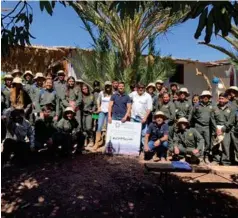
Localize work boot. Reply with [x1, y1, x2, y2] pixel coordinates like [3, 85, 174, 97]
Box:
[92, 132, 103, 151]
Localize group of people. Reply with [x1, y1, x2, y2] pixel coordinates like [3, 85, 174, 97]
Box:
[1, 69, 238, 166]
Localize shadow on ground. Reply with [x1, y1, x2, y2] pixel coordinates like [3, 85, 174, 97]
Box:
[1, 153, 238, 218]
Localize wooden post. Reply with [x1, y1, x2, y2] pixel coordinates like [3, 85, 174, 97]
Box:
[195, 67, 212, 91]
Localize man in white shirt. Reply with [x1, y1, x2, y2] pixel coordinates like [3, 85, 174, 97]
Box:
[130, 83, 153, 151]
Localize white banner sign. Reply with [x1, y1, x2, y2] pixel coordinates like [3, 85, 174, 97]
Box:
[106, 121, 142, 155]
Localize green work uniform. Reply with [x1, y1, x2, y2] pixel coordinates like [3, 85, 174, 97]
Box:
[231, 110, 238, 163]
[157, 101, 176, 147]
[82, 94, 96, 140]
[172, 127, 204, 157]
[189, 101, 216, 155]
[174, 99, 192, 120]
[55, 117, 82, 153]
[53, 80, 67, 117]
[31, 84, 44, 110]
[1, 86, 11, 109]
[23, 79, 33, 98]
[35, 88, 59, 117]
[61, 88, 82, 126]
[213, 103, 236, 164]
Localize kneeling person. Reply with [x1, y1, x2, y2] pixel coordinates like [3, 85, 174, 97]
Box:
[144, 111, 169, 162]
[55, 107, 83, 155]
[172, 117, 204, 164]
[2, 109, 35, 165]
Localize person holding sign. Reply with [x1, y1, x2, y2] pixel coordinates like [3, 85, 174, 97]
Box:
[108, 82, 131, 123]
[130, 83, 153, 150]
[144, 111, 169, 162]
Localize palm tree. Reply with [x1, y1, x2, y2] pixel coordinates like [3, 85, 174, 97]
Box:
[199, 25, 238, 64]
[70, 1, 187, 84]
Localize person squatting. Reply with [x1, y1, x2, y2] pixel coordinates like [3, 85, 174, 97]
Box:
[1, 69, 238, 166]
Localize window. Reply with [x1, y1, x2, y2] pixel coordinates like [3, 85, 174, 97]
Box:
[169, 64, 184, 84]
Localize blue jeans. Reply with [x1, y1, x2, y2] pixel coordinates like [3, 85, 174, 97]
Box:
[97, 112, 108, 132]
[131, 117, 147, 151]
[112, 115, 124, 121]
[148, 140, 169, 158]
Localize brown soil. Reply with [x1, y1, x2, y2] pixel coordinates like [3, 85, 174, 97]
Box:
[1, 154, 238, 218]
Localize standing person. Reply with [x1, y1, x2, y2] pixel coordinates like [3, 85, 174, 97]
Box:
[108, 81, 131, 123]
[112, 79, 119, 93]
[1, 74, 13, 110]
[53, 70, 67, 118]
[131, 83, 152, 149]
[144, 111, 169, 162]
[146, 83, 157, 121]
[171, 117, 204, 164]
[231, 110, 238, 164]
[212, 93, 236, 165]
[2, 109, 35, 166]
[31, 73, 45, 105]
[157, 92, 176, 148]
[155, 80, 164, 94]
[75, 79, 84, 94]
[6, 77, 32, 119]
[192, 94, 200, 106]
[11, 69, 23, 78]
[174, 88, 192, 120]
[169, 82, 179, 100]
[22, 70, 34, 96]
[189, 90, 216, 162]
[35, 78, 59, 122]
[225, 86, 238, 109]
[92, 80, 101, 101]
[92, 81, 113, 151]
[61, 76, 82, 125]
[82, 84, 96, 147]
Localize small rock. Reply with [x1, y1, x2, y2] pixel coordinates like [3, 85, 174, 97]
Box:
[77, 195, 84, 199]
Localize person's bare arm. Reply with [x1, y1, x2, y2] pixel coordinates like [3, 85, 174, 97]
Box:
[154, 134, 168, 146]
[144, 134, 150, 152]
[122, 103, 131, 122]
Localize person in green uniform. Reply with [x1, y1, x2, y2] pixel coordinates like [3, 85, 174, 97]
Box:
[92, 80, 101, 102]
[171, 117, 204, 164]
[157, 92, 176, 148]
[53, 70, 67, 118]
[22, 71, 34, 97]
[226, 86, 238, 109]
[82, 84, 96, 147]
[75, 79, 84, 95]
[35, 78, 59, 122]
[11, 69, 23, 78]
[174, 88, 192, 120]
[34, 103, 57, 151]
[55, 107, 83, 155]
[61, 76, 82, 127]
[212, 93, 236, 165]
[231, 110, 238, 164]
[192, 94, 200, 106]
[189, 90, 216, 162]
[31, 73, 45, 110]
[1, 74, 13, 111]
[169, 82, 179, 99]
[155, 80, 164, 94]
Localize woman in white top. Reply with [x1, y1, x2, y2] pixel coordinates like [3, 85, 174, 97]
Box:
[92, 81, 113, 151]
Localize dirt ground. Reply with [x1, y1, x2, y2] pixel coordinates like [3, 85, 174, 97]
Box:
[1, 153, 238, 218]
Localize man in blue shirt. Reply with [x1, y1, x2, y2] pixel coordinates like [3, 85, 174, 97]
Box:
[108, 82, 131, 123]
[144, 111, 169, 162]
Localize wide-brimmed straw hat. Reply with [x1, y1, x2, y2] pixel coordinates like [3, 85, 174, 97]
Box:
[3, 74, 13, 80]
[12, 77, 23, 85]
[23, 70, 34, 78]
[226, 86, 238, 93]
[105, 81, 112, 86]
[146, 83, 156, 90]
[179, 87, 190, 96]
[64, 107, 75, 115]
[200, 90, 212, 97]
[154, 111, 167, 119]
[57, 70, 65, 75]
[177, 117, 189, 124]
[11, 69, 23, 76]
[76, 79, 84, 83]
[34, 72, 45, 80]
[155, 79, 164, 84]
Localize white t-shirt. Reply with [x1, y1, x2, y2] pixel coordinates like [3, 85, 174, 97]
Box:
[131, 92, 153, 119]
[98, 91, 111, 113]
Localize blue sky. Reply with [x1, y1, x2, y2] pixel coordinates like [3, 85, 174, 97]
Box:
[2, 1, 232, 62]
